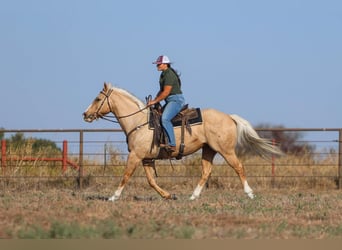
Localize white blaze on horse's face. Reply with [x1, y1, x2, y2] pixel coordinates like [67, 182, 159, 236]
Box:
[83, 83, 112, 122]
[83, 103, 97, 122]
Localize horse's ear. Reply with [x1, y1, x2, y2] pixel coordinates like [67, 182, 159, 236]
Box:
[103, 82, 112, 91]
[103, 82, 109, 91]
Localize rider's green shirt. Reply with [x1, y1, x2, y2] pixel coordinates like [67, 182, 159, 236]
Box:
[159, 68, 182, 95]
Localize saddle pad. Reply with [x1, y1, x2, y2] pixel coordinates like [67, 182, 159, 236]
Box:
[148, 108, 202, 129]
[172, 108, 202, 127]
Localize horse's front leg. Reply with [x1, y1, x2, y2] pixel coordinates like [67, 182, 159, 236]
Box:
[143, 163, 175, 200]
[108, 152, 141, 202]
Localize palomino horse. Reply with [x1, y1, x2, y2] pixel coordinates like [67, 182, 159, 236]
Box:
[83, 82, 282, 201]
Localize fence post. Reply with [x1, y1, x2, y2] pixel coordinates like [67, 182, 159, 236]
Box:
[79, 131, 84, 189]
[271, 139, 275, 188]
[104, 143, 107, 175]
[1, 140, 6, 175]
[62, 140, 67, 173]
[339, 130, 342, 189]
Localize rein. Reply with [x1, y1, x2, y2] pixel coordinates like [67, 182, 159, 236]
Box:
[97, 90, 149, 123]
[96, 89, 151, 139]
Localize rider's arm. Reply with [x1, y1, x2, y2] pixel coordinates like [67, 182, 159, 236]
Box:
[148, 85, 172, 106]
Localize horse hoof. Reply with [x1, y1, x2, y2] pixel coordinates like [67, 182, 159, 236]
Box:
[108, 195, 119, 202]
[168, 194, 177, 200]
[247, 192, 255, 199]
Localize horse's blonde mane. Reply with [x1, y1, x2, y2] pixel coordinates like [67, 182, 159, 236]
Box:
[111, 85, 146, 110]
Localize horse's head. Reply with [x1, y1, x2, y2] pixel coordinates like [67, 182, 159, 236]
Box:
[83, 82, 113, 122]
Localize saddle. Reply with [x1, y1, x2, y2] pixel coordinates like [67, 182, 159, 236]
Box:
[147, 103, 202, 160]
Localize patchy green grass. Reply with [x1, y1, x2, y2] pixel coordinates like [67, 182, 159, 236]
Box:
[1, 188, 342, 239]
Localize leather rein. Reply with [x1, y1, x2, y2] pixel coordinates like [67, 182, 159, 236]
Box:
[95, 89, 150, 138]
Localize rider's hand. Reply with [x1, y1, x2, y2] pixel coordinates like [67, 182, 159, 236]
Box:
[147, 100, 156, 107]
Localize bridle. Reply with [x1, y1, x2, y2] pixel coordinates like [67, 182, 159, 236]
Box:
[94, 88, 150, 139]
[92, 89, 115, 122]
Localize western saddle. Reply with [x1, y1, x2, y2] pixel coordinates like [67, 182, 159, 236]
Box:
[147, 103, 202, 160]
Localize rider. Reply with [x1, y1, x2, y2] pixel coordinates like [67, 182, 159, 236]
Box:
[147, 55, 185, 152]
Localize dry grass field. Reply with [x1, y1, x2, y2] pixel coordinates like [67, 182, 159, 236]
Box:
[1, 146, 342, 239]
[1, 174, 342, 239]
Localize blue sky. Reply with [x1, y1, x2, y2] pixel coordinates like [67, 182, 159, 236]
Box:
[1, 0, 341, 132]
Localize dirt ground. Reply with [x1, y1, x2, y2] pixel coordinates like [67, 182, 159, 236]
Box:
[1, 184, 342, 239]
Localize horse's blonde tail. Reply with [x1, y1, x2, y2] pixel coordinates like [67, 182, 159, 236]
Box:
[230, 114, 283, 158]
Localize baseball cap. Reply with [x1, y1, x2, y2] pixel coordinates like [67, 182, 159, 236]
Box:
[152, 55, 171, 64]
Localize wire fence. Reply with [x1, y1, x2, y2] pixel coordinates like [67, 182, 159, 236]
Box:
[0, 128, 341, 191]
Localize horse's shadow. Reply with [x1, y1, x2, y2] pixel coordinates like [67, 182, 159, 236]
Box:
[83, 194, 176, 201]
[85, 194, 109, 201]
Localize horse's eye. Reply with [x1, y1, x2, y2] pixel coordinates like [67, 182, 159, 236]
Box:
[95, 97, 101, 102]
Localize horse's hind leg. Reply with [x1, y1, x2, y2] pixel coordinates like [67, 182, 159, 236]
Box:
[143, 164, 174, 199]
[190, 144, 216, 200]
[222, 152, 255, 199]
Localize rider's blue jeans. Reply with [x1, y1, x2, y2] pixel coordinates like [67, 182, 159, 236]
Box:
[162, 94, 185, 147]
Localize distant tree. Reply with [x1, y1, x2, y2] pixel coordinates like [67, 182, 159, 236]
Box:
[32, 139, 60, 152]
[32, 138, 61, 155]
[6, 132, 61, 155]
[9, 132, 26, 149]
[0, 128, 4, 140]
[255, 123, 315, 155]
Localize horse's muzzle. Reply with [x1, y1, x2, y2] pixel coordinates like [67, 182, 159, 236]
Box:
[83, 112, 96, 122]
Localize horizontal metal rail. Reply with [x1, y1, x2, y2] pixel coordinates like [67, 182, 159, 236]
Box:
[1, 128, 341, 189]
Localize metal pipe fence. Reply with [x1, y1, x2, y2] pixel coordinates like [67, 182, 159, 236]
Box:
[0, 128, 341, 190]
